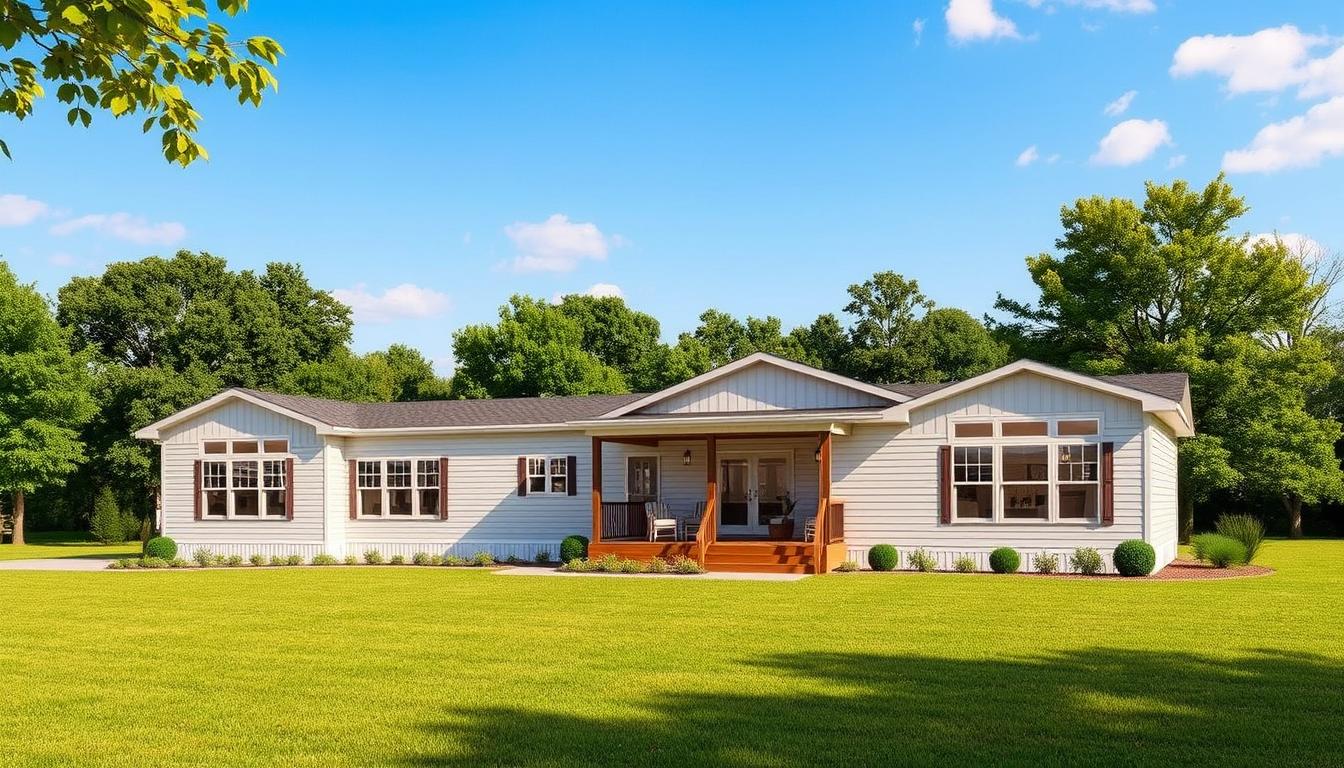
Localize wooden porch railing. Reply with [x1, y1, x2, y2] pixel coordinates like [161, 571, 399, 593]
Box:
[600, 501, 647, 540]
[812, 496, 829, 572]
[695, 497, 716, 564]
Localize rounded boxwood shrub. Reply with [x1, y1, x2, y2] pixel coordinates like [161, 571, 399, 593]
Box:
[1113, 539, 1156, 577]
[144, 536, 177, 560]
[867, 544, 899, 572]
[989, 547, 1020, 574]
[560, 535, 589, 563]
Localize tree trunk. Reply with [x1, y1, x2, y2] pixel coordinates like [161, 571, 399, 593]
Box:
[1178, 490, 1194, 545]
[1283, 493, 1304, 539]
[12, 490, 24, 546]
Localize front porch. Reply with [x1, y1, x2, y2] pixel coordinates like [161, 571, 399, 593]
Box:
[587, 432, 847, 573]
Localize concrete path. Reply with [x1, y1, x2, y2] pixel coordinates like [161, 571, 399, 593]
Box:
[0, 558, 116, 571]
[493, 566, 809, 582]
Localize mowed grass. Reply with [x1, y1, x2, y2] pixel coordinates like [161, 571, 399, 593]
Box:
[0, 531, 140, 561]
[2, 542, 1341, 767]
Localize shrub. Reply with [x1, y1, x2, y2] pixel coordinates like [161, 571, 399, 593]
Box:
[139, 556, 169, 569]
[411, 552, 432, 566]
[671, 555, 704, 574]
[144, 536, 177, 560]
[989, 547, 1020, 574]
[444, 554, 468, 566]
[1033, 552, 1059, 574]
[560, 535, 589, 563]
[952, 555, 976, 573]
[646, 557, 669, 574]
[285, 554, 303, 566]
[192, 548, 215, 567]
[311, 553, 338, 566]
[363, 549, 384, 565]
[429, 555, 443, 566]
[224, 555, 244, 567]
[471, 551, 495, 567]
[535, 549, 552, 564]
[389, 554, 406, 566]
[505, 554, 522, 565]
[90, 487, 124, 544]
[120, 511, 142, 544]
[169, 557, 189, 568]
[592, 553, 622, 572]
[867, 544, 899, 572]
[1069, 547, 1104, 576]
[1215, 514, 1266, 564]
[1194, 533, 1247, 568]
[109, 558, 135, 570]
[343, 555, 358, 566]
[907, 548, 937, 572]
[562, 558, 597, 572]
[619, 558, 645, 573]
[249, 553, 268, 567]
[269, 555, 287, 566]
[1113, 540, 1156, 577]
[833, 560, 860, 572]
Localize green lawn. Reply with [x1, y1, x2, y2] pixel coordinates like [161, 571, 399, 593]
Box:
[2, 541, 1341, 767]
[0, 531, 140, 561]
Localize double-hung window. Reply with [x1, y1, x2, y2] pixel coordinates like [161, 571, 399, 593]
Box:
[952, 446, 993, 520]
[356, 459, 443, 518]
[1057, 444, 1099, 520]
[200, 438, 289, 519]
[526, 456, 568, 494]
[947, 417, 1102, 524]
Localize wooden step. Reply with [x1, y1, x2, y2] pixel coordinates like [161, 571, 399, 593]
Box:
[708, 543, 811, 555]
[701, 561, 815, 574]
[704, 551, 814, 564]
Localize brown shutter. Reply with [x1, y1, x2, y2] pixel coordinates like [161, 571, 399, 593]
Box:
[1101, 442, 1115, 525]
[938, 445, 952, 524]
[193, 460, 203, 520]
[284, 458, 295, 521]
[517, 457, 527, 496]
[439, 457, 449, 520]
[348, 459, 358, 519]
[566, 455, 578, 496]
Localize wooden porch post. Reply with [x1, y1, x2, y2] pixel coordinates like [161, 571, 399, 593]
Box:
[591, 436, 603, 544]
[815, 431, 832, 573]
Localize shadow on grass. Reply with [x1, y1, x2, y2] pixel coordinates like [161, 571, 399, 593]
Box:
[406, 648, 1342, 767]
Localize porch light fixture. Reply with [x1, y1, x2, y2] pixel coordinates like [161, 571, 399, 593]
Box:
[682, 449, 692, 466]
[814, 443, 823, 463]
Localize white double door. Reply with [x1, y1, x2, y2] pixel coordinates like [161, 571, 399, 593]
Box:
[717, 452, 793, 536]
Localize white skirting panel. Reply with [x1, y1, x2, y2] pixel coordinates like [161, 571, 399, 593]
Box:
[842, 545, 1140, 575]
[177, 542, 327, 560]
[347, 541, 559, 561]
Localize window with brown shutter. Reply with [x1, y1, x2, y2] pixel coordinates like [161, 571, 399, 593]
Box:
[1101, 441, 1115, 525]
[566, 455, 577, 496]
[284, 458, 295, 521]
[517, 457, 527, 496]
[193, 459, 202, 520]
[938, 445, 952, 524]
[348, 459, 358, 520]
[439, 457, 449, 519]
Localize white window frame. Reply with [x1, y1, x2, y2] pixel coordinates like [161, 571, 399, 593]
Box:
[946, 414, 1104, 525]
[355, 458, 444, 519]
[951, 445, 995, 522]
[197, 436, 291, 520]
[525, 455, 569, 496]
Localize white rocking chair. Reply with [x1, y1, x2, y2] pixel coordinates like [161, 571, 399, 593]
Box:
[802, 516, 817, 543]
[645, 502, 678, 542]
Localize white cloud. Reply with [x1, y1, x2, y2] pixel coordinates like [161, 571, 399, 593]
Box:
[550, 282, 625, 304]
[1090, 119, 1172, 166]
[1171, 25, 1343, 98]
[0, 193, 48, 226]
[1015, 145, 1040, 166]
[50, 212, 186, 245]
[1223, 96, 1344, 173]
[913, 18, 926, 46]
[48, 252, 75, 266]
[946, 0, 1021, 43]
[331, 283, 451, 324]
[1250, 232, 1326, 257]
[505, 213, 614, 272]
[1027, 0, 1154, 11]
[1104, 89, 1137, 116]
[1167, 154, 1187, 169]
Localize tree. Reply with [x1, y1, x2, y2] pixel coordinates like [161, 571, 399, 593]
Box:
[919, 308, 1009, 381]
[0, 261, 96, 545]
[844, 271, 934, 383]
[0, 0, 282, 165]
[554, 295, 663, 377]
[786, 314, 853, 373]
[89, 486, 122, 544]
[279, 345, 451, 403]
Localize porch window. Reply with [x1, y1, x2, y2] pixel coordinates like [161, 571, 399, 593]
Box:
[356, 458, 444, 517]
[952, 446, 993, 520]
[526, 456, 568, 495]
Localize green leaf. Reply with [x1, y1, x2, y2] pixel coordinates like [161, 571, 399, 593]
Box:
[57, 83, 78, 103]
[78, 108, 91, 127]
[0, 21, 21, 49]
[0, 138, 10, 160]
[60, 6, 89, 25]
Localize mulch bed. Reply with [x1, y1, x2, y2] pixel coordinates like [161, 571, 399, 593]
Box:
[1149, 559, 1274, 580]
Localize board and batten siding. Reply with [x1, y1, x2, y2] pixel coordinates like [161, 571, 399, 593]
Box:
[833, 371, 1174, 573]
[158, 399, 325, 558]
[340, 432, 591, 560]
[637, 362, 892, 414]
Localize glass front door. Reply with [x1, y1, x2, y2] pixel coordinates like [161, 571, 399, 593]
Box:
[719, 459, 750, 527]
[718, 453, 793, 536]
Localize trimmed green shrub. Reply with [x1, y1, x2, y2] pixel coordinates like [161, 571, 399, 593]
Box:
[389, 554, 406, 566]
[192, 548, 215, 567]
[343, 555, 358, 566]
[139, 556, 169, 569]
[363, 549, 384, 565]
[1033, 552, 1059, 574]
[90, 487, 124, 544]
[952, 555, 976, 573]
[169, 557, 190, 568]
[560, 535, 589, 563]
[989, 547, 1020, 574]
[833, 560, 860, 572]
[471, 551, 495, 567]
[285, 554, 303, 566]
[444, 554, 468, 566]
[646, 557, 669, 574]
[269, 555, 286, 566]
[411, 552, 432, 566]
[1069, 547, 1104, 576]
[868, 544, 899, 572]
[1215, 514, 1265, 564]
[1193, 533, 1247, 568]
[249, 553, 267, 567]
[562, 558, 597, 572]
[224, 554, 244, 567]
[108, 559, 134, 570]
[311, 553, 338, 566]
[144, 536, 177, 560]
[1190, 532, 1221, 562]
[1113, 540, 1156, 577]
[671, 555, 704, 574]
[907, 548, 937, 572]
[535, 550, 552, 564]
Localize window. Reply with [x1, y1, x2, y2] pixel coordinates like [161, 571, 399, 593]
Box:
[1001, 420, 1048, 437]
[627, 457, 659, 503]
[1057, 444, 1099, 520]
[549, 457, 568, 494]
[201, 456, 287, 519]
[954, 422, 993, 438]
[357, 459, 444, 518]
[232, 461, 260, 516]
[263, 460, 287, 519]
[1057, 419, 1099, 436]
[952, 446, 993, 520]
[1001, 446, 1048, 520]
[203, 441, 228, 455]
[203, 461, 228, 517]
[232, 440, 259, 455]
[526, 456, 568, 495]
[263, 439, 289, 453]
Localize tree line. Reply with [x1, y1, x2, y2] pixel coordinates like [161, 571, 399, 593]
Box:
[1, 175, 1340, 542]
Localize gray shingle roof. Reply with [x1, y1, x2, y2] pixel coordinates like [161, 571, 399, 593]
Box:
[881, 372, 1188, 403]
[240, 389, 645, 429]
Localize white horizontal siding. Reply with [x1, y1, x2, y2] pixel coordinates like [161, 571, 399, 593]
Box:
[640, 362, 891, 414]
[1147, 414, 1180, 567]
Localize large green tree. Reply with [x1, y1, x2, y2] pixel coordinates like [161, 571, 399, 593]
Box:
[0, 0, 282, 164]
[0, 261, 96, 544]
[278, 345, 450, 403]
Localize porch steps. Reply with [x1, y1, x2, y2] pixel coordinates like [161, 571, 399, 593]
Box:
[704, 542, 815, 574]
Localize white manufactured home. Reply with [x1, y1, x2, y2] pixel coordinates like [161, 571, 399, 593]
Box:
[136, 353, 1191, 574]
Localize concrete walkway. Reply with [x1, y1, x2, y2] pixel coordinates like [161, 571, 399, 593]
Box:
[493, 566, 809, 582]
[0, 558, 116, 571]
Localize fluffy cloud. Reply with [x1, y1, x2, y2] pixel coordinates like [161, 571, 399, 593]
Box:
[50, 212, 186, 245]
[0, 193, 48, 226]
[1171, 25, 1343, 98]
[505, 213, 614, 272]
[1015, 145, 1040, 166]
[1222, 96, 1344, 173]
[1104, 90, 1137, 116]
[331, 283, 451, 324]
[1249, 232, 1326, 257]
[1090, 119, 1172, 166]
[946, 0, 1020, 43]
[1025, 0, 1154, 10]
[551, 282, 625, 304]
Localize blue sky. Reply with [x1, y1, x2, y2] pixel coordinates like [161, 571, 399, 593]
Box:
[4, 0, 1344, 374]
